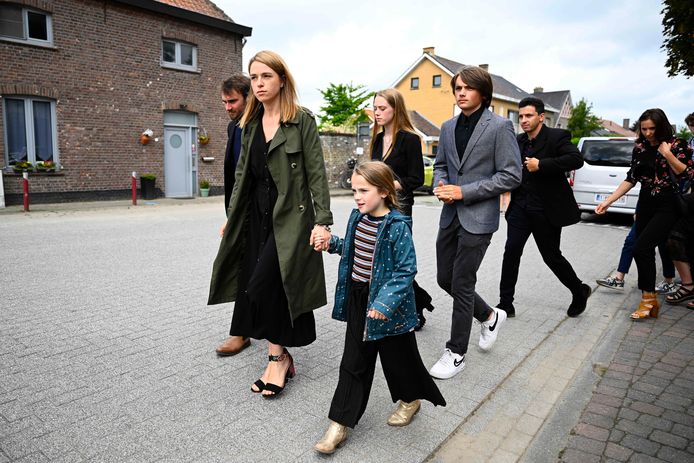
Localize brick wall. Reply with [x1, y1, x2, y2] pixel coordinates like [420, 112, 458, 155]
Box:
[0, 0, 244, 204]
[320, 132, 371, 189]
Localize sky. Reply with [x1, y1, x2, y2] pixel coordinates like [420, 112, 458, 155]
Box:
[215, 0, 692, 130]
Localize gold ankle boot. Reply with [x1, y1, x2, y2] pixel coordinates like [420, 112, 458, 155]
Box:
[387, 400, 421, 427]
[314, 420, 348, 454]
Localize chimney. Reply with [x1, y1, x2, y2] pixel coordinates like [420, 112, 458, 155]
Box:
[533, 86, 544, 94]
[622, 118, 630, 129]
[423, 46, 435, 55]
[479, 64, 489, 71]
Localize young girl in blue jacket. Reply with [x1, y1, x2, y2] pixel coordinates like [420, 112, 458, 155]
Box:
[312, 161, 445, 455]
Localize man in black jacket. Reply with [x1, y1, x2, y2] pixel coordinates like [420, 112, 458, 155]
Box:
[216, 74, 250, 356]
[497, 97, 590, 319]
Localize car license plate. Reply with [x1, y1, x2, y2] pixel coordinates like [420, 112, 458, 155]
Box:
[595, 194, 626, 205]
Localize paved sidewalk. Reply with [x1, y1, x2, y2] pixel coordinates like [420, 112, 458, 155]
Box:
[558, 302, 694, 463]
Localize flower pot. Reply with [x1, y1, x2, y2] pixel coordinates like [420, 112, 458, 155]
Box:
[140, 177, 156, 199]
[200, 188, 210, 197]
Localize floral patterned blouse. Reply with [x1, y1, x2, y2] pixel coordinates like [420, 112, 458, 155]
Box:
[625, 137, 694, 195]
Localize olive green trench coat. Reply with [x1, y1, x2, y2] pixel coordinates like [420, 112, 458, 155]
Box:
[207, 109, 333, 321]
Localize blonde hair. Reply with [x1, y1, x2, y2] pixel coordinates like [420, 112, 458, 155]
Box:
[353, 161, 400, 210]
[369, 88, 418, 161]
[239, 50, 300, 127]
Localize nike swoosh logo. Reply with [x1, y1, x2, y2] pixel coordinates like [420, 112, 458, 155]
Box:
[454, 357, 464, 367]
[489, 313, 498, 332]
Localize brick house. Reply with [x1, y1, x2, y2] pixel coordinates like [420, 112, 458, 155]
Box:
[0, 0, 251, 205]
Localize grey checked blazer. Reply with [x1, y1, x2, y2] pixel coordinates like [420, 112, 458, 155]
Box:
[433, 108, 522, 234]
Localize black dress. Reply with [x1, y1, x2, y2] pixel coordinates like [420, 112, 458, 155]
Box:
[229, 125, 316, 347]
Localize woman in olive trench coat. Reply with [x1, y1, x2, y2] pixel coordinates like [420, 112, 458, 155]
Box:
[208, 51, 333, 398]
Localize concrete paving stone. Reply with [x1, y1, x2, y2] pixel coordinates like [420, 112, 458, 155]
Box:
[651, 362, 683, 375]
[12, 453, 50, 463]
[662, 409, 694, 427]
[525, 398, 554, 419]
[632, 381, 666, 395]
[649, 430, 688, 450]
[580, 411, 615, 430]
[559, 447, 601, 463]
[615, 419, 652, 438]
[618, 407, 640, 421]
[566, 435, 607, 456]
[656, 445, 694, 463]
[586, 402, 619, 418]
[636, 413, 673, 432]
[628, 454, 669, 463]
[640, 374, 675, 390]
[671, 422, 694, 440]
[611, 363, 635, 374]
[604, 370, 633, 382]
[664, 383, 694, 398]
[604, 442, 633, 462]
[573, 423, 610, 442]
[620, 434, 661, 456]
[630, 401, 665, 417]
[591, 393, 624, 408]
[627, 388, 658, 404]
[499, 429, 533, 455]
[596, 384, 628, 399]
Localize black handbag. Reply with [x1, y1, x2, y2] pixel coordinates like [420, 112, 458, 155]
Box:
[666, 165, 692, 216]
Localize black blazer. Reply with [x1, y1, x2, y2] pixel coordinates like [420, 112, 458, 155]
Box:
[509, 125, 584, 227]
[372, 130, 424, 206]
[224, 121, 242, 214]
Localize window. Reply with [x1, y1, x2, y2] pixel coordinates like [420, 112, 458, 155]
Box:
[161, 39, 198, 71]
[508, 109, 519, 132]
[410, 77, 419, 90]
[0, 4, 52, 45]
[432, 75, 441, 88]
[3, 97, 58, 167]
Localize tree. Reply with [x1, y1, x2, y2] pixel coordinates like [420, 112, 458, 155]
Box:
[318, 83, 374, 130]
[676, 125, 692, 140]
[661, 0, 694, 78]
[567, 98, 602, 140]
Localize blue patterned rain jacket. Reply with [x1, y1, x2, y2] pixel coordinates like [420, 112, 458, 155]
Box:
[328, 208, 418, 341]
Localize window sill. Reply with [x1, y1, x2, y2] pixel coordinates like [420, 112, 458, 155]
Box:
[160, 63, 201, 74]
[0, 37, 56, 49]
[4, 170, 64, 177]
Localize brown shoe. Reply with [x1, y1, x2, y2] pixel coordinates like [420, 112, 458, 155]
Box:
[215, 336, 250, 356]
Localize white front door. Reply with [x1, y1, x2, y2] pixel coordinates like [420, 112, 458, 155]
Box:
[164, 127, 192, 198]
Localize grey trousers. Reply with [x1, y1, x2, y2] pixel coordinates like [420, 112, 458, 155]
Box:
[436, 219, 494, 355]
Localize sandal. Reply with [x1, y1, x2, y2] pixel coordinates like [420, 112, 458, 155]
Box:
[665, 283, 694, 305]
[631, 292, 660, 319]
[251, 379, 265, 393]
[262, 349, 295, 399]
[687, 301, 694, 310]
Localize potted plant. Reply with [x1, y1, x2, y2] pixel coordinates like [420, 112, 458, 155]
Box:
[13, 161, 33, 173]
[35, 160, 56, 172]
[199, 179, 210, 197]
[198, 128, 209, 145]
[140, 173, 156, 199]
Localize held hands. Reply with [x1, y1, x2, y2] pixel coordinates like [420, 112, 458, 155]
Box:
[433, 181, 463, 205]
[367, 309, 387, 320]
[524, 157, 540, 172]
[310, 225, 331, 252]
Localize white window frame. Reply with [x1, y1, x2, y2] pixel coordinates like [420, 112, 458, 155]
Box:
[2, 96, 59, 167]
[0, 5, 53, 46]
[161, 39, 198, 72]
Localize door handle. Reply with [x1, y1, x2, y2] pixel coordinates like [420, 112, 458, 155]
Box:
[608, 174, 617, 177]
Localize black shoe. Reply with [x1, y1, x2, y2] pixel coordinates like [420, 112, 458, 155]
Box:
[567, 284, 591, 317]
[497, 304, 515, 318]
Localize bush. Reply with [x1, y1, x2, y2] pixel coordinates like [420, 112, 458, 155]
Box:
[199, 179, 210, 189]
[141, 173, 156, 181]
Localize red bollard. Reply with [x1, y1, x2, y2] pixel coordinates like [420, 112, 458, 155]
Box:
[132, 171, 137, 206]
[23, 171, 29, 212]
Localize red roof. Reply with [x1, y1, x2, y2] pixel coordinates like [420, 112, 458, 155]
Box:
[155, 0, 232, 22]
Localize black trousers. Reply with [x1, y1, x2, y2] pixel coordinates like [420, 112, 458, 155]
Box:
[436, 219, 493, 356]
[328, 282, 445, 428]
[633, 192, 679, 292]
[499, 205, 582, 308]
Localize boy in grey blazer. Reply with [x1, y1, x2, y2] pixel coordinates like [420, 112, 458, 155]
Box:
[430, 66, 521, 380]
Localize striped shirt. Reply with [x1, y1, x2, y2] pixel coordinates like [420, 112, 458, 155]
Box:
[351, 214, 384, 282]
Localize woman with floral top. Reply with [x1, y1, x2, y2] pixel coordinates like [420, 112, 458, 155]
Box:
[596, 108, 694, 319]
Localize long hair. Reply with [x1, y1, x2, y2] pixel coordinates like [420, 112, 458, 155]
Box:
[636, 108, 674, 144]
[368, 89, 418, 161]
[353, 161, 400, 210]
[239, 50, 300, 127]
[450, 65, 493, 109]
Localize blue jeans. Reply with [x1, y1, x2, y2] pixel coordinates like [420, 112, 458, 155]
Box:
[617, 222, 675, 278]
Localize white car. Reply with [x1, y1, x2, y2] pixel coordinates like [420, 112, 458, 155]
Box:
[572, 137, 638, 215]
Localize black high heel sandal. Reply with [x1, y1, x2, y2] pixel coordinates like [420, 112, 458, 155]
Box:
[251, 379, 265, 393]
[262, 348, 295, 399]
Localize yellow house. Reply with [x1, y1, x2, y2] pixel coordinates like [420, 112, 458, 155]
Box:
[392, 47, 561, 149]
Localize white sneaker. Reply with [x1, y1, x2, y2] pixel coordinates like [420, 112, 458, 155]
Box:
[479, 307, 507, 351]
[655, 280, 677, 295]
[429, 349, 465, 379]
